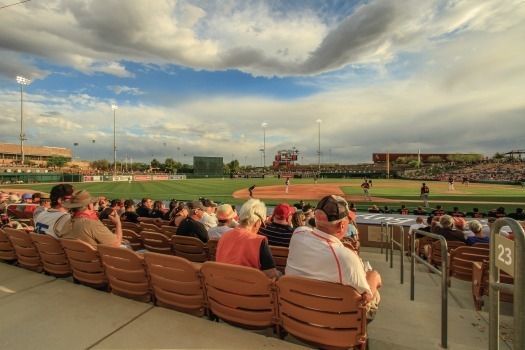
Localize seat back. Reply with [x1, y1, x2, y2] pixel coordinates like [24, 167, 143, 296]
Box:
[97, 245, 152, 303]
[160, 225, 178, 238]
[140, 222, 162, 232]
[60, 238, 107, 288]
[121, 229, 143, 251]
[206, 239, 219, 261]
[472, 260, 514, 311]
[450, 246, 489, 281]
[121, 221, 143, 233]
[144, 252, 205, 316]
[171, 236, 208, 262]
[0, 227, 17, 262]
[4, 228, 43, 272]
[276, 275, 367, 349]
[141, 231, 172, 254]
[472, 243, 489, 249]
[200, 261, 277, 330]
[430, 240, 465, 266]
[269, 245, 289, 274]
[29, 233, 71, 277]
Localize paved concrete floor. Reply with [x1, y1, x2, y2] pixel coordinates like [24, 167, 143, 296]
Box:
[0, 248, 515, 349]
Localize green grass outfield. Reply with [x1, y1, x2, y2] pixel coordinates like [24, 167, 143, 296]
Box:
[2, 178, 524, 213]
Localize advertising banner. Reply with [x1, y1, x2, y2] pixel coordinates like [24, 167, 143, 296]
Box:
[169, 175, 186, 180]
[83, 176, 103, 182]
[152, 175, 169, 180]
[112, 176, 130, 182]
[134, 175, 152, 181]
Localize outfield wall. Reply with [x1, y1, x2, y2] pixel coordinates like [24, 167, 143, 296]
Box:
[83, 174, 187, 182]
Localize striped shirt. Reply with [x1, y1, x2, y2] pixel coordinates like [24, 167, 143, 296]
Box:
[258, 222, 294, 247]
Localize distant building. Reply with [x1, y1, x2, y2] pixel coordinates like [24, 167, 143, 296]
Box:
[0, 142, 71, 165]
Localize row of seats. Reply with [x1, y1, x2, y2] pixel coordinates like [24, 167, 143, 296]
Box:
[0, 227, 367, 349]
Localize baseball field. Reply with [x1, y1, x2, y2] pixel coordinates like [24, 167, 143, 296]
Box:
[1, 177, 524, 213]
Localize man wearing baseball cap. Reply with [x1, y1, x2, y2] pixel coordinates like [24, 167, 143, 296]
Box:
[33, 184, 75, 240]
[176, 200, 209, 243]
[286, 195, 382, 320]
[61, 189, 123, 247]
[258, 203, 295, 247]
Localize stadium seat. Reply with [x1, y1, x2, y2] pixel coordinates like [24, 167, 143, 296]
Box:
[29, 233, 71, 277]
[0, 227, 17, 263]
[121, 229, 143, 251]
[206, 239, 219, 261]
[160, 225, 178, 238]
[450, 246, 489, 281]
[428, 240, 465, 268]
[171, 236, 208, 263]
[276, 275, 367, 349]
[472, 260, 513, 311]
[140, 222, 162, 233]
[97, 244, 152, 303]
[121, 221, 143, 233]
[141, 231, 172, 255]
[60, 238, 107, 289]
[143, 252, 206, 316]
[269, 245, 289, 274]
[5, 228, 43, 272]
[200, 261, 278, 332]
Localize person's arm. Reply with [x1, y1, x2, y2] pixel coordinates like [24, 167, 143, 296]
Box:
[259, 240, 279, 279]
[108, 211, 123, 246]
[194, 221, 209, 243]
[365, 270, 382, 302]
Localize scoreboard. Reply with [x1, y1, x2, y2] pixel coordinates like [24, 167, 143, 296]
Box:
[273, 149, 299, 167]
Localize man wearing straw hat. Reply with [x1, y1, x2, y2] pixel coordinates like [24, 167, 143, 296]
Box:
[61, 189, 123, 247]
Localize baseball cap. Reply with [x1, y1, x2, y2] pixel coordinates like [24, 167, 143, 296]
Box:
[188, 200, 206, 211]
[454, 217, 467, 229]
[202, 198, 217, 207]
[50, 184, 75, 202]
[21, 193, 33, 200]
[124, 199, 135, 208]
[315, 195, 350, 222]
[273, 203, 294, 219]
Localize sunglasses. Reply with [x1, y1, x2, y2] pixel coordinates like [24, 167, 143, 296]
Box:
[255, 213, 266, 228]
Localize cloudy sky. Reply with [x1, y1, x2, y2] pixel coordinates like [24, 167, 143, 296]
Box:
[0, 0, 523, 166]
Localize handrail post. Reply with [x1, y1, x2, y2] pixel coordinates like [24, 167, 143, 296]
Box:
[386, 223, 390, 262]
[410, 229, 449, 348]
[441, 239, 448, 349]
[390, 224, 394, 268]
[380, 222, 385, 254]
[410, 230, 415, 300]
[388, 224, 405, 284]
[489, 218, 525, 350]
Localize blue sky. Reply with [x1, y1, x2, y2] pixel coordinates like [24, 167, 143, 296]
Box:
[0, 0, 524, 166]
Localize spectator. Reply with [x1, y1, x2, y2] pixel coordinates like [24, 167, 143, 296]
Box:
[466, 220, 489, 245]
[33, 184, 74, 239]
[409, 217, 426, 237]
[24, 192, 41, 214]
[97, 196, 108, 213]
[150, 200, 168, 220]
[208, 204, 237, 240]
[169, 203, 188, 227]
[381, 206, 392, 214]
[33, 194, 51, 220]
[17, 192, 33, 211]
[99, 199, 122, 221]
[120, 199, 140, 223]
[216, 198, 279, 279]
[258, 203, 295, 247]
[286, 195, 381, 321]
[177, 200, 209, 243]
[136, 198, 153, 217]
[61, 190, 124, 247]
[291, 211, 306, 229]
[448, 206, 465, 217]
[199, 198, 218, 230]
[432, 215, 465, 242]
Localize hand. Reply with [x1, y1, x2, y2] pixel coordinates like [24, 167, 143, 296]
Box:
[108, 210, 121, 225]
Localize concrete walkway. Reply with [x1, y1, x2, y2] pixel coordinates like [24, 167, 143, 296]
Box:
[0, 248, 514, 349]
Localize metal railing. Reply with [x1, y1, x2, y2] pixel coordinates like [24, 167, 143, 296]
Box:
[410, 229, 449, 348]
[380, 222, 389, 261]
[388, 224, 405, 284]
[489, 218, 525, 350]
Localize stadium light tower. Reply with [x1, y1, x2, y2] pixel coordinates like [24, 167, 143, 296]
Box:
[16, 76, 31, 164]
[261, 122, 267, 168]
[111, 105, 118, 173]
[316, 119, 322, 171]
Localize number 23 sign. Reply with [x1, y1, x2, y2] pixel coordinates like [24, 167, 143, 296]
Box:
[495, 234, 515, 277]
